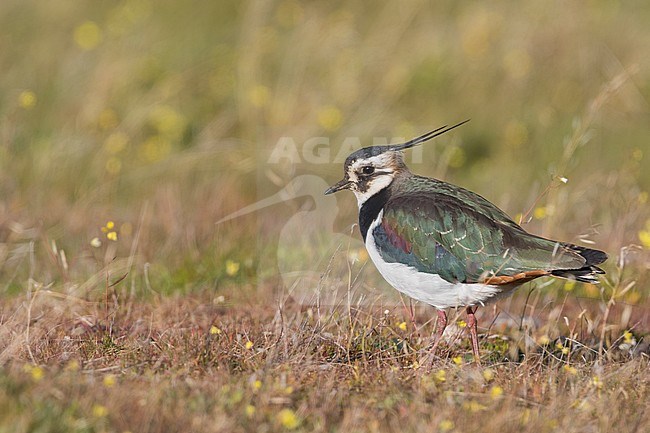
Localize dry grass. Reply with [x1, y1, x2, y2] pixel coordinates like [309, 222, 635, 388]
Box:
[0, 286, 648, 433]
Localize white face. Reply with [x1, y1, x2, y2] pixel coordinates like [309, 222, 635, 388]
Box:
[346, 153, 398, 207]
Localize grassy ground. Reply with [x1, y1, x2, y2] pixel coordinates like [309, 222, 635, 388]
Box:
[0, 292, 648, 432]
[1, 1, 649, 432]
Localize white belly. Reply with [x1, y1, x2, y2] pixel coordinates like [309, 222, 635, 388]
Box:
[365, 211, 505, 309]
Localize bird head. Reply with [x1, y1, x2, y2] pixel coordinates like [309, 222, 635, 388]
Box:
[325, 120, 469, 206]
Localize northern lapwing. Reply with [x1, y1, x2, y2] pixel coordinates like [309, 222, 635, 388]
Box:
[325, 120, 607, 363]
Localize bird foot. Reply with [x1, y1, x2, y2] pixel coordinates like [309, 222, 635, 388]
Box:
[419, 309, 449, 372]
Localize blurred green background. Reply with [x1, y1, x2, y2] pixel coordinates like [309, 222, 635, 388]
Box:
[1, 0, 648, 297]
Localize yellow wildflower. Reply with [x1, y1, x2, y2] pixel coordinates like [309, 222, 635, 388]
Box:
[101, 221, 116, 239]
[92, 404, 108, 417]
[65, 360, 80, 372]
[210, 326, 221, 335]
[564, 280, 575, 291]
[103, 375, 116, 388]
[591, 376, 603, 389]
[140, 135, 172, 162]
[245, 341, 254, 350]
[18, 90, 37, 109]
[248, 85, 270, 108]
[24, 365, 44, 382]
[317, 105, 342, 131]
[639, 230, 650, 249]
[104, 132, 128, 154]
[563, 365, 577, 375]
[464, 400, 487, 412]
[397, 321, 407, 331]
[448, 146, 466, 168]
[245, 405, 256, 417]
[74, 21, 102, 50]
[149, 105, 186, 140]
[439, 420, 455, 432]
[98, 108, 118, 130]
[357, 248, 369, 262]
[482, 368, 495, 382]
[277, 408, 300, 429]
[452, 356, 463, 366]
[490, 385, 504, 399]
[533, 206, 547, 220]
[434, 369, 446, 382]
[225, 260, 240, 276]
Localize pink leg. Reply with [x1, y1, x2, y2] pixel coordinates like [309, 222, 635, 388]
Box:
[428, 310, 447, 354]
[424, 309, 448, 370]
[466, 306, 482, 364]
[435, 309, 447, 341]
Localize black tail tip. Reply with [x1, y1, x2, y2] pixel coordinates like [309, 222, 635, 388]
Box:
[550, 244, 607, 284]
[567, 244, 608, 266]
[551, 265, 605, 284]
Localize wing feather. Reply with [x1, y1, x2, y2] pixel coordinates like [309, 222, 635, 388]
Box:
[373, 182, 586, 284]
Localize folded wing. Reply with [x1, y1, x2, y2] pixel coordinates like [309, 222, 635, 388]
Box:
[373, 186, 602, 285]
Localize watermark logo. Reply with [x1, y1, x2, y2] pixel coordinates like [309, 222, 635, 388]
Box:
[216, 128, 459, 306]
[217, 174, 395, 306]
[267, 136, 424, 165]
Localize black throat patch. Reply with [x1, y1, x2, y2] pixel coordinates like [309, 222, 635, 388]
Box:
[359, 186, 391, 241]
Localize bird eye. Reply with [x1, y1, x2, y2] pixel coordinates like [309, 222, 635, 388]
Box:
[361, 166, 375, 175]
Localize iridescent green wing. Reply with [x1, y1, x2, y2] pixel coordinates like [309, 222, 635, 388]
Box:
[374, 179, 586, 283]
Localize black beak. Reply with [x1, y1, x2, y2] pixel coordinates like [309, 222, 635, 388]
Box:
[324, 179, 352, 195]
